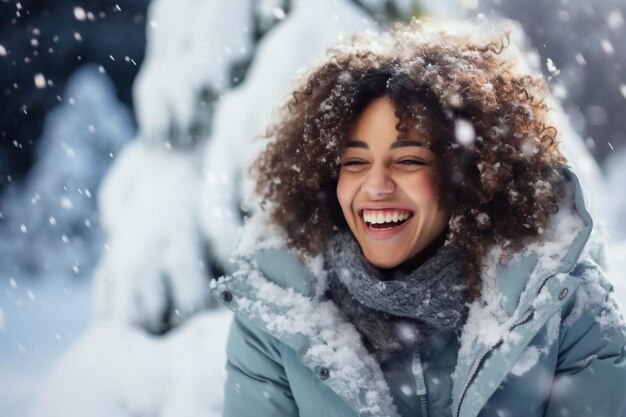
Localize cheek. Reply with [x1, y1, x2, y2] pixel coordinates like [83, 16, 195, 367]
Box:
[336, 176, 349, 212]
[336, 174, 356, 219]
[405, 172, 449, 224]
[407, 172, 440, 202]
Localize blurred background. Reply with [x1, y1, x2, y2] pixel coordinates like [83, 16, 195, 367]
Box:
[0, 0, 625, 416]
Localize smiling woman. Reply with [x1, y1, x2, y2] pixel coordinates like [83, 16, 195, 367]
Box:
[211, 19, 626, 417]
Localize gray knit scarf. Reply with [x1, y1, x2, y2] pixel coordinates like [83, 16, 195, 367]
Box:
[325, 232, 471, 363]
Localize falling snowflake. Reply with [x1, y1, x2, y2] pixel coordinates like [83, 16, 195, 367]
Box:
[34, 73, 46, 88]
[607, 9, 624, 29]
[273, 7, 286, 20]
[454, 119, 475, 146]
[73, 7, 86, 21]
[546, 58, 560, 76]
[601, 39, 615, 56]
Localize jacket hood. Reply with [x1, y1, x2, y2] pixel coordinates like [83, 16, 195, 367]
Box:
[493, 168, 593, 316]
[451, 167, 598, 417]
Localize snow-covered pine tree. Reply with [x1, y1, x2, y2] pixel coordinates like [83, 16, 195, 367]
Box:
[0, 65, 133, 281]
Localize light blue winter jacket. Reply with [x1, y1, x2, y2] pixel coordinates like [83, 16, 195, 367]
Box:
[210, 169, 626, 417]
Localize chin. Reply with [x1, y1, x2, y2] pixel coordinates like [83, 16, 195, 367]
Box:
[362, 251, 403, 270]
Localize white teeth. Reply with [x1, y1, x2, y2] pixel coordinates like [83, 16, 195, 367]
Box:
[362, 211, 411, 224]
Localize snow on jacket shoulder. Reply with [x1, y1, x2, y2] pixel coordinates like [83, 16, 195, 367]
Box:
[210, 168, 626, 417]
[475, 258, 626, 417]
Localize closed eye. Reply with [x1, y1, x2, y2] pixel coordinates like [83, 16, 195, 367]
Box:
[340, 160, 368, 167]
[396, 159, 426, 166]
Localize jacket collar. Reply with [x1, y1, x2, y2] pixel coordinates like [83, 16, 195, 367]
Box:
[210, 253, 401, 417]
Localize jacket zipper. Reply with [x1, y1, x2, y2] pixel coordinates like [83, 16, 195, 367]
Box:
[454, 307, 535, 417]
[412, 350, 429, 417]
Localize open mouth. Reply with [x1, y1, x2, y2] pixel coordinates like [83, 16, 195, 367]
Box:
[359, 209, 414, 231]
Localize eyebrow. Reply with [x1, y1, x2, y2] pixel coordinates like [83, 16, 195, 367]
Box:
[346, 139, 427, 149]
[390, 139, 427, 149]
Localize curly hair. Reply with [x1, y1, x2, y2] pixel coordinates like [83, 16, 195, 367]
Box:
[252, 19, 566, 297]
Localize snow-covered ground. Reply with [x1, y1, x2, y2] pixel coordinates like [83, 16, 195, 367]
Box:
[0, 279, 92, 417]
[0, 277, 231, 417]
[29, 308, 231, 417]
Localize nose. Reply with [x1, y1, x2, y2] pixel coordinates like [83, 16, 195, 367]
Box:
[361, 165, 395, 199]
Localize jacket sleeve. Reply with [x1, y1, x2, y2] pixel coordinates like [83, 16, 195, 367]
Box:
[544, 266, 626, 417]
[222, 316, 300, 417]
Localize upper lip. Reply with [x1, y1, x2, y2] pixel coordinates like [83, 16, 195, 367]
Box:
[357, 206, 414, 214]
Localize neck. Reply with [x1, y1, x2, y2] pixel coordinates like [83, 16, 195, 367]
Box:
[381, 228, 449, 277]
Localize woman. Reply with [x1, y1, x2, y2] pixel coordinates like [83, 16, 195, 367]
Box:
[209, 20, 626, 417]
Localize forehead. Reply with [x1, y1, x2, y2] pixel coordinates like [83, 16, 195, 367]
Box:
[347, 96, 434, 147]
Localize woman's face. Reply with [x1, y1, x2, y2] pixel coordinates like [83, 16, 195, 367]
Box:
[336, 96, 449, 269]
